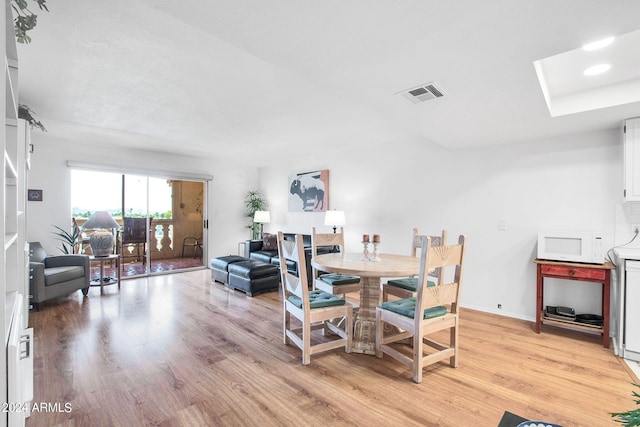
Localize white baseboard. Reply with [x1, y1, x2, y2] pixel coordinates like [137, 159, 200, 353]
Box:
[461, 303, 535, 323]
[624, 358, 640, 381]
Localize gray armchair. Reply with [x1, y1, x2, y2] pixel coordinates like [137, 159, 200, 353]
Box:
[29, 242, 91, 309]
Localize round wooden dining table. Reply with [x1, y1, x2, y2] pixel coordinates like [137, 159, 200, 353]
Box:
[311, 252, 420, 355]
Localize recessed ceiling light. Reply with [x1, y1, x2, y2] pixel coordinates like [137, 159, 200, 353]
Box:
[584, 63, 611, 76]
[582, 36, 615, 51]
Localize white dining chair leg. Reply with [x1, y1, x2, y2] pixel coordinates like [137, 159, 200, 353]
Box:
[302, 317, 311, 365]
[283, 307, 290, 345]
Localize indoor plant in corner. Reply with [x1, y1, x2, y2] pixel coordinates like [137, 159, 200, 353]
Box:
[244, 190, 267, 240]
[612, 383, 640, 426]
[52, 219, 81, 254]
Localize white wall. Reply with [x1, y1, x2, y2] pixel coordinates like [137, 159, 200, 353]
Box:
[27, 119, 631, 323]
[258, 129, 622, 321]
[26, 122, 258, 260]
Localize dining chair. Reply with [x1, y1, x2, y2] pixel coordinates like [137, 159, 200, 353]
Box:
[375, 234, 467, 383]
[277, 231, 353, 365]
[120, 217, 152, 265]
[381, 228, 447, 302]
[311, 227, 361, 298]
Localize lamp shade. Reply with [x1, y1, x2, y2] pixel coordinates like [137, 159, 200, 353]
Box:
[82, 211, 120, 230]
[324, 210, 345, 226]
[82, 211, 120, 257]
[253, 211, 271, 223]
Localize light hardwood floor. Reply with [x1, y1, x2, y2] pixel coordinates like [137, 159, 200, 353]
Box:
[26, 270, 637, 426]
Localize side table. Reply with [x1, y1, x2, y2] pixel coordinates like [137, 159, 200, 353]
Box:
[89, 254, 121, 295]
[535, 259, 613, 348]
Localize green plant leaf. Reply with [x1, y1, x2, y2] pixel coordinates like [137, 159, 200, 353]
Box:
[52, 223, 81, 254]
[12, 0, 49, 44]
[612, 384, 640, 426]
[18, 104, 47, 132]
[35, 0, 48, 11]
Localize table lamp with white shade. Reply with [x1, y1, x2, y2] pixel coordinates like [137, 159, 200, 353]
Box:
[82, 211, 120, 256]
[253, 210, 270, 239]
[324, 210, 345, 233]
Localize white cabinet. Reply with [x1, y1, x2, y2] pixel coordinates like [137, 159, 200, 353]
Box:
[7, 294, 33, 427]
[2, 1, 31, 426]
[623, 117, 640, 201]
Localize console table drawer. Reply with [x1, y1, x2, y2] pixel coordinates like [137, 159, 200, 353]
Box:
[541, 264, 606, 280]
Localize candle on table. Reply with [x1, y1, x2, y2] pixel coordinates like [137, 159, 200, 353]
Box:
[363, 234, 370, 242]
[373, 234, 380, 243]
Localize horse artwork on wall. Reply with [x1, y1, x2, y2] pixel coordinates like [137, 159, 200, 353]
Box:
[288, 170, 329, 212]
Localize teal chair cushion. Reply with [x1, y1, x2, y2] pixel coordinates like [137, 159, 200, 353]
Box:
[386, 277, 435, 291]
[319, 273, 360, 286]
[288, 290, 346, 309]
[380, 297, 447, 319]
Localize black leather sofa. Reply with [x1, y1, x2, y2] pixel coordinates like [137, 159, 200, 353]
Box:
[245, 233, 335, 287]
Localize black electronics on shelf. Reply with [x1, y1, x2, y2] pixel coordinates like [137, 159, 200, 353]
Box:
[575, 314, 604, 326]
[545, 305, 576, 321]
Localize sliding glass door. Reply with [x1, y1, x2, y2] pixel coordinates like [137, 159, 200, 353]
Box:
[71, 169, 206, 278]
[121, 174, 153, 276]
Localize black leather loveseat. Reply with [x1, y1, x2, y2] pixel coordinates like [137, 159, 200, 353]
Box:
[244, 233, 335, 287]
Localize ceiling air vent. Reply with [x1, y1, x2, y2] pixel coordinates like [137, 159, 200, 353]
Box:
[399, 82, 445, 104]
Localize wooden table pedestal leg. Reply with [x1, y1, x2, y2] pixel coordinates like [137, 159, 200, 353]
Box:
[352, 277, 380, 355]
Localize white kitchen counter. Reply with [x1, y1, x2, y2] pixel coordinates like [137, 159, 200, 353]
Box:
[613, 247, 640, 260]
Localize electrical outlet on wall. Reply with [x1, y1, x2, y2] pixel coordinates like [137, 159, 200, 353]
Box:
[632, 224, 640, 235]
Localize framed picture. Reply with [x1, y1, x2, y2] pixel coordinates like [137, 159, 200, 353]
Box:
[288, 170, 329, 212]
[28, 189, 43, 201]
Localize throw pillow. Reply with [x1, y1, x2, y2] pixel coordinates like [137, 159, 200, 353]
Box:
[262, 233, 278, 250]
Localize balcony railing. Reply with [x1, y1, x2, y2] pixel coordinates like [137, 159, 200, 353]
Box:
[149, 219, 174, 258]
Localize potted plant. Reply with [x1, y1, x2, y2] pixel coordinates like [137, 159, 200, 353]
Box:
[52, 219, 81, 254]
[18, 104, 46, 132]
[244, 190, 267, 240]
[12, 0, 49, 44]
[611, 383, 640, 426]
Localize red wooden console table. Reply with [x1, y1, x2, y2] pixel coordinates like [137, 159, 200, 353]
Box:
[535, 259, 614, 348]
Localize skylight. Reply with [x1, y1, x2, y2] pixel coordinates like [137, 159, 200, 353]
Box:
[534, 28, 640, 117]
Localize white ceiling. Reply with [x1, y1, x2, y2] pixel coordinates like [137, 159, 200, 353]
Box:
[16, 1, 640, 165]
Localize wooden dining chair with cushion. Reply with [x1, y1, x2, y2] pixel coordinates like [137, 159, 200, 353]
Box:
[311, 227, 360, 297]
[375, 234, 467, 383]
[382, 228, 447, 302]
[277, 231, 353, 365]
